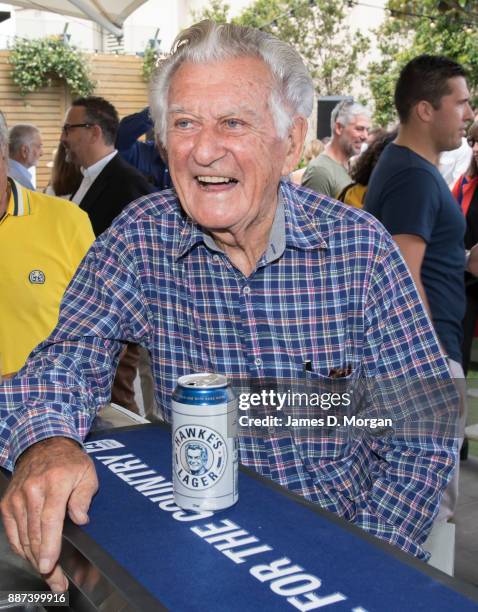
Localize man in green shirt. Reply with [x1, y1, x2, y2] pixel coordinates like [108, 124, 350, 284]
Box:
[302, 100, 370, 198]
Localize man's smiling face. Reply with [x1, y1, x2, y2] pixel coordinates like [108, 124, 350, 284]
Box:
[165, 55, 291, 235]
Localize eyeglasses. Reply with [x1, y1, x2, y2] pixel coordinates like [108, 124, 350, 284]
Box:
[61, 123, 95, 135]
[467, 137, 477, 148]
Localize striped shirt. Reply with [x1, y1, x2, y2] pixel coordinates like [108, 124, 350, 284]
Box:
[0, 180, 458, 559]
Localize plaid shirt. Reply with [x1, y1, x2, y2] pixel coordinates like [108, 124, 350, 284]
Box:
[0, 180, 457, 559]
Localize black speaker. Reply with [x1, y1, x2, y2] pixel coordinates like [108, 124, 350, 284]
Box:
[316, 96, 353, 139]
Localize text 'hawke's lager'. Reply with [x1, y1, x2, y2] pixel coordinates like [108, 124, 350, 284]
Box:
[172, 373, 238, 511]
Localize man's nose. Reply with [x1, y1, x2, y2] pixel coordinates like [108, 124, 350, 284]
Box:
[192, 127, 227, 166]
[465, 103, 474, 122]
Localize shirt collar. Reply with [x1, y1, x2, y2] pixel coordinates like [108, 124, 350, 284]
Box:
[8, 158, 32, 178]
[175, 179, 328, 261]
[8, 159, 35, 190]
[4, 177, 32, 217]
[81, 150, 117, 180]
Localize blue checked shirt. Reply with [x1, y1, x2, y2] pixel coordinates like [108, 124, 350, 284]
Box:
[0, 180, 458, 559]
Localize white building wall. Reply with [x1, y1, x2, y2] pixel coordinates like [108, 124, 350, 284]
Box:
[0, 0, 387, 61]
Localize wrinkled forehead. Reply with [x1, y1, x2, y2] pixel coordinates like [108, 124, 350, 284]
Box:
[167, 56, 276, 111]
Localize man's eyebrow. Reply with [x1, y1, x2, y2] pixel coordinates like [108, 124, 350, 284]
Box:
[168, 104, 262, 120]
[168, 105, 189, 114]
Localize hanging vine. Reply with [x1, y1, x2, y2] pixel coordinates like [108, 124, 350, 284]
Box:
[9, 36, 95, 97]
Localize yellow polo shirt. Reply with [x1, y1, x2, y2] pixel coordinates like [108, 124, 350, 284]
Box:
[0, 179, 95, 375]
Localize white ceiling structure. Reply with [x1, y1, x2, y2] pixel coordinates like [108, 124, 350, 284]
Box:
[6, 0, 149, 37]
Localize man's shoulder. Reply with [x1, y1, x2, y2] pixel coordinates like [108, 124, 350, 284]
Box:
[309, 153, 338, 168]
[108, 189, 183, 238]
[303, 154, 336, 178]
[283, 180, 394, 248]
[366, 145, 441, 209]
[8, 159, 34, 189]
[29, 189, 91, 224]
[102, 153, 156, 191]
[370, 144, 440, 186]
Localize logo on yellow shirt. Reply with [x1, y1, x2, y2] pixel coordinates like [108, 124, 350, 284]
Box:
[28, 270, 45, 284]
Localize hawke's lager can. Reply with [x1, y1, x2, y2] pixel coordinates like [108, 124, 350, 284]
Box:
[172, 373, 238, 511]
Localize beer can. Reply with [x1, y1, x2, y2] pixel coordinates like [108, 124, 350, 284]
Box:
[172, 373, 238, 511]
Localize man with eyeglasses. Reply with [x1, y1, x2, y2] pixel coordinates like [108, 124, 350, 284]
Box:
[60, 96, 155, 236]
[61, 96, 156, 415]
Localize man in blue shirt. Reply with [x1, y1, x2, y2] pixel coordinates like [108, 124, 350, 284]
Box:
[365, 54, 477, 520]
[8, 124, 43, 190]
[0, 26, 459, 592]
[116, 107, 172, 190]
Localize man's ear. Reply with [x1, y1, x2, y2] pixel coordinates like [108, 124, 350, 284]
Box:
[415, 100, 435, 124]
[281, 116, 308, 176]
[19, 144, 29, 162]
[334, 121, 344, 137]
[91, 123, 104, 144]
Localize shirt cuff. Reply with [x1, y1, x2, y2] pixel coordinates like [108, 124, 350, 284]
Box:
[8, 409, 83, 470]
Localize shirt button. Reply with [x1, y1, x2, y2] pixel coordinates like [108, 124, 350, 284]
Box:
[254, 357, 262, 366]
[243, 286, 251, 295]
[213, 254, 220, 262]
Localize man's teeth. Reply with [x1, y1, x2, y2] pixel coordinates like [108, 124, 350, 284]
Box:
[197, 176, 236, 184]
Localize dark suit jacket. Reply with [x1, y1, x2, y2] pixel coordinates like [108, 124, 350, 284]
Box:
[77, 153, 156, 237]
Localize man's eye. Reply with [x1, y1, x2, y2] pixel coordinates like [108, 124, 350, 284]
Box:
[225, 119, 243, 128]
[175, 119, 192, 128]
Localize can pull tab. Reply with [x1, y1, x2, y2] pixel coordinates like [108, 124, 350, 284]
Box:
[187, 374, 222, 387]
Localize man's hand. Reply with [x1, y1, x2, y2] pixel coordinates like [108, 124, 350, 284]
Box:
[0, 437, 98, 592]
[467, 244, 478, 277]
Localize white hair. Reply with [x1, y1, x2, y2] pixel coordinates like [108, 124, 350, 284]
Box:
[0, 111, 8, 156]
[8, 124, 40, 157]
[330, 100, 370, 132]
[149, 20, 314, 145]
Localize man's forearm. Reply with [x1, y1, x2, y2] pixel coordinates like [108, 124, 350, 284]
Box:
[116, 108, 153, 150]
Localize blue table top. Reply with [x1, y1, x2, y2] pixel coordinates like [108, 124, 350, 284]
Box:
[83, 426, 478, 612]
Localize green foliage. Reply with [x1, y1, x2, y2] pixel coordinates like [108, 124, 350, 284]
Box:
[9, 36, 95, 97]
[192, 0, 231, 23]
[193, 0, 370, 97]
[142, 45, 161, 82]
[368, 0, 478, 126]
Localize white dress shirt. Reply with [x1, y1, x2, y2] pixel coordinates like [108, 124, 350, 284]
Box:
[439, 138, 472, 188]
[71, 150, 117, 205]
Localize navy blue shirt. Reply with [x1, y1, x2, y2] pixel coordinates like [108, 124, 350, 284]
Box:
[116, 107, 172, 190]
[365, 143, 466, 362]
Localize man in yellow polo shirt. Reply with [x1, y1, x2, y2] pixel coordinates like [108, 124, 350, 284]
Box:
[0, 112, 95, 376]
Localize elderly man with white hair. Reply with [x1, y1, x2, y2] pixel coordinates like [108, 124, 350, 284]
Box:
[8, 123, 43, 190]
[0, 21, 458, 592]
[302, 99, 370, 197]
